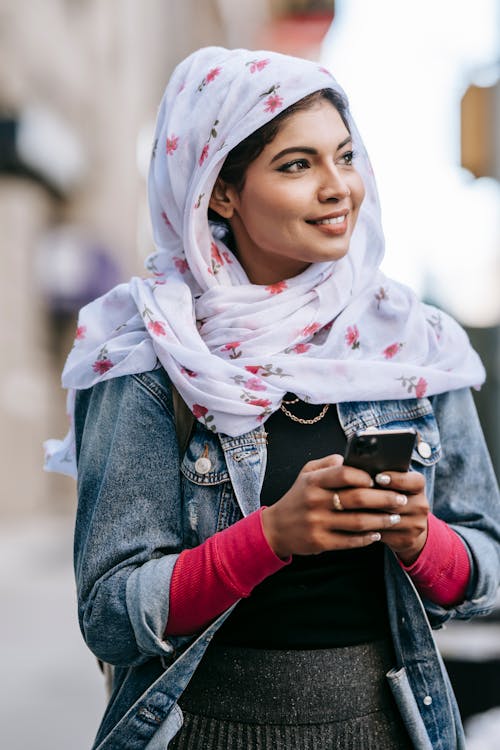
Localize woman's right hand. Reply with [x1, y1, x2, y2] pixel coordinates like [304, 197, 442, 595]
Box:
[261, 454, 406, 558]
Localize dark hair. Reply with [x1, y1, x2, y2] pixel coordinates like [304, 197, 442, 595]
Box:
[216, 88, 349, 195]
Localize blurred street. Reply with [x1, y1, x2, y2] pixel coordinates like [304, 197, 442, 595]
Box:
[0, 514, 104, 750]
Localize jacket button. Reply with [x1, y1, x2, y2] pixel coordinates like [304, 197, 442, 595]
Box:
[195, 456, 212, 474]
[417, 441, 432, 459]
[423, 695, 432, 706]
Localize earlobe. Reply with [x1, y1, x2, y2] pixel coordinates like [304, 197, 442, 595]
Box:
[209, 178, 236, 218]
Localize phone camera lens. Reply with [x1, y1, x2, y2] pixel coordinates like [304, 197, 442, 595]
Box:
[356, 436, 378, 456]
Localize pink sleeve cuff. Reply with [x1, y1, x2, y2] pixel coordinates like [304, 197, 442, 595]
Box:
[400, 513, 471, 607]
[166, 508, 289, 635]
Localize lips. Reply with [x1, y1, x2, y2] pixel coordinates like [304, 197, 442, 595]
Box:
[306, 211, 349, 225]
[306, 211, 349, 236]
[309, 215, 347, 226]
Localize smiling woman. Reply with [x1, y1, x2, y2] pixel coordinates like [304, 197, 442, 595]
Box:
[45, 46, 500, 750]
[209, 96, 365, 283]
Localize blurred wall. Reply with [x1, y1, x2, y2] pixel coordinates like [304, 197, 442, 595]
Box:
[0, 0, 272, 517]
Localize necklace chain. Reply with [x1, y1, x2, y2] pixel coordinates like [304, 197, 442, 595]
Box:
[279, 401, 330, 425]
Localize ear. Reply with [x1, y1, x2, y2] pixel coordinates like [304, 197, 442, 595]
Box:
[209, 177, 238, 219]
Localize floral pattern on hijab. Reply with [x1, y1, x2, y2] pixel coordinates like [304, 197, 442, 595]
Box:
[45, 46, 484, 476]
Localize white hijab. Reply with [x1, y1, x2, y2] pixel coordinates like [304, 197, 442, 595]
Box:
[45, 46, 484, 476]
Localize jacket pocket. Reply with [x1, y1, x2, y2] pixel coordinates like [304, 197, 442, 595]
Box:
[386, 667, 433, 749]
[180, 427, 240, 541]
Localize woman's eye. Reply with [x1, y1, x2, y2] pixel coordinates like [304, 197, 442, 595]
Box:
[277, 158, 310, 173]
[340, 150, 355, 166]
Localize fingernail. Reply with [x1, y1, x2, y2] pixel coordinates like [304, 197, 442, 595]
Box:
[370, 532, 381, 541]
[389, 514, 401, 525]
[395, 494, 407, 506]
[375, 473, 391, 486]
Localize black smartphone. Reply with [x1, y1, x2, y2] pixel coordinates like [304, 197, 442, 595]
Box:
[344, 428, 417, 476]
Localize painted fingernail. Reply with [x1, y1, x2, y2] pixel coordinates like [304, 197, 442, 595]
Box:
[375, 473, 391, 486]
[389, 514, 401, 525]
[395, 494, 408, 506]
[370, 532, 381, 541]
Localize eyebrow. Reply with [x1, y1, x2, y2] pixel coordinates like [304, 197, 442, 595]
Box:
[269, 135, 352, 164]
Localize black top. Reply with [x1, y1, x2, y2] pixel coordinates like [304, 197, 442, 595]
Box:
[215, 395, 390, 648]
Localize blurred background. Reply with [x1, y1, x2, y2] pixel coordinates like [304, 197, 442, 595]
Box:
[0, 0, 498, 748]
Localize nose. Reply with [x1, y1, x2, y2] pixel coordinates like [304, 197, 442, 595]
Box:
[317, 164, 350, 202]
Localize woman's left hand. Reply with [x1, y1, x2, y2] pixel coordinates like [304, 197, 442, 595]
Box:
[373, 470, 429, 565]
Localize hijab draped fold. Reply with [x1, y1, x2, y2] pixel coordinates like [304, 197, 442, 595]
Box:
[45, 46, 484, 477]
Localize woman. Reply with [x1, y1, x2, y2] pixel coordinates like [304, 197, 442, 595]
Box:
[46, 47, 500, 749]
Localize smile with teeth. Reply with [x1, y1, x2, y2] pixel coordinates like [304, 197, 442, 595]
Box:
[309, 214, 347, 225]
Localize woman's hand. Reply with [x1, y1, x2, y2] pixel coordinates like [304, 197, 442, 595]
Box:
[373, 469, 429, 564]
[261, 454, 428, 560]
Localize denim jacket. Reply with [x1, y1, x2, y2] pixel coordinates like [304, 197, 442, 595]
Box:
[73, 366, 500, 750]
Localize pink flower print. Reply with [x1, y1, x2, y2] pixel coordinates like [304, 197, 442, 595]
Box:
[266, 281, 288, 295]
[211, 242, 222, 263]
[194, 193, 205, 209]
[142, 305, 167, 337]
[192, 403, 216, 430]
[181, 367, 197, 378]
[198, 68, 222, 91]
[199, 143, 209, 166]
[166, 134, 179, 155]
[248, 58, 270, 73]
[93, 358, 113, 374]
[397, 375, 428, 398]
[198, 120, 219, 170]
[248, 398, 272, 409]
[75, 325, 86, 340]
[147, 320, 167, 336]
[245, 365, 260, 374]
[383, 342, 403, 359]
[245, 377, 266, 391]
[322, 321, 333, 332]
[222, 251, 233, 264]
[211, 241, 226, 274]
[173, 256, 188, 274]
[206, 67, 221, 83]
[92, 346, 113, 375]
[293, 343, 311, 354]
[302, 322, 321, 338]
[345, 325, 360, 349]
[221, 341, 242, 359]
[192, 404, 208, 418]
[264, 94, 284, 113]
[415, 377, 428, 398]
[161, 211, 171, 227]
[318, 66, 332, 76]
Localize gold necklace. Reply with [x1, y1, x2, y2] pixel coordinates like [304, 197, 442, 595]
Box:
[279, 401, 330, 425]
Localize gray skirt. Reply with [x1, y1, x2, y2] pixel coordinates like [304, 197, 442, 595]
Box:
[168, 639, 413, 749]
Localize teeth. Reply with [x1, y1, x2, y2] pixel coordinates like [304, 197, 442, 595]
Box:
[313, 215, 346, 225]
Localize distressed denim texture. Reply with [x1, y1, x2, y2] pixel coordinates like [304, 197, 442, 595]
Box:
[73, 367, 500, 749]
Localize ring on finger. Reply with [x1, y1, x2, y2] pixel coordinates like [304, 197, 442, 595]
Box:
[332, 492, 344, 511]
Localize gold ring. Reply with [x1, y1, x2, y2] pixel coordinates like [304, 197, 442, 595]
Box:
[332, 492, 344, 511]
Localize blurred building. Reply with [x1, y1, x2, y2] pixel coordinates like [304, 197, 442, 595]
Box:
[0, 0, 332, 517]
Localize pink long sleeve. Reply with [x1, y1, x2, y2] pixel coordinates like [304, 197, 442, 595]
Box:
[166, 507, 289, 635]
[400, 513, 470, 607]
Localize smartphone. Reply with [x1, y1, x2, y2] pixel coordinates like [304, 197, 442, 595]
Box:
[344, 428, 417, 476]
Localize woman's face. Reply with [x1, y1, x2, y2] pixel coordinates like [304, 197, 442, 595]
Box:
[210, 100, 365, 285]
